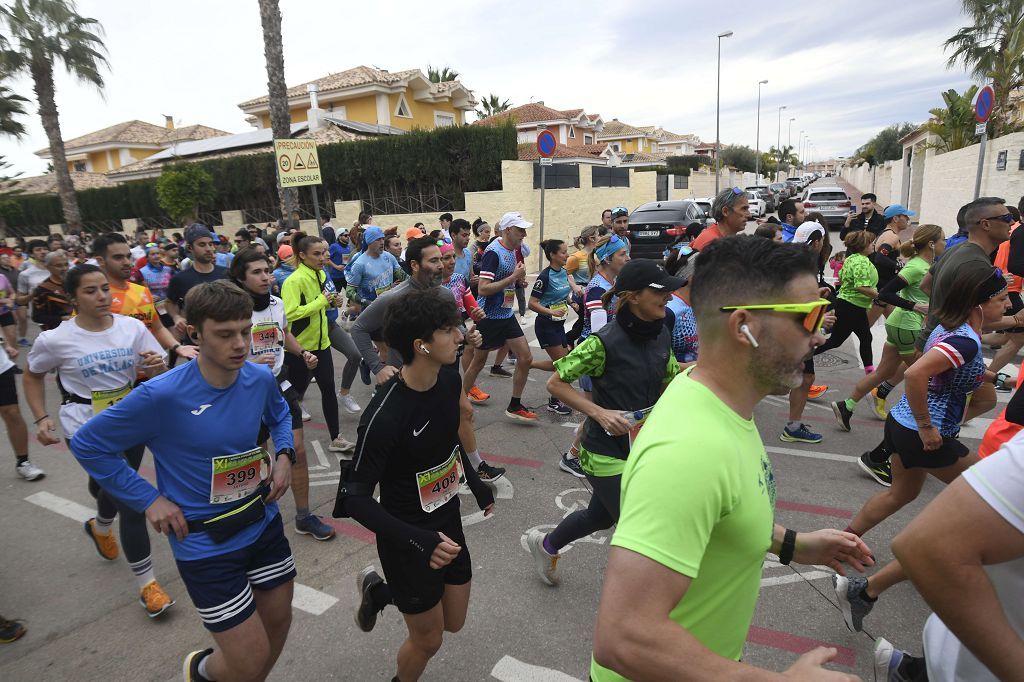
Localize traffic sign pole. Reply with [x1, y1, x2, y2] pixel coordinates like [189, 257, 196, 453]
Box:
[535, 129, 557, 272]
[974, 130, 987, 200]
[973, 84, 994, 200]
[538, 163, 546, 272]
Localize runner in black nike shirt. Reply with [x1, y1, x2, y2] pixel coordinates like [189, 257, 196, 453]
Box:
[334, 289, 494, 682]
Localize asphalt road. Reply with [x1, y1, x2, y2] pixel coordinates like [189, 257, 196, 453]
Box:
[0, 257, 1009, 681]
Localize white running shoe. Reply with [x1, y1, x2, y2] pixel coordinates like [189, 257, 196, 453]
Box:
[339, 393, 361, 414]
[329, 436, 357, 458]
[16, 459, 45, 481]
[526, 529, 560, 586]
[300, 403, 312, 422]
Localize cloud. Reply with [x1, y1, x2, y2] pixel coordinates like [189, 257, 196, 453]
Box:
[0, 0, 979, 178]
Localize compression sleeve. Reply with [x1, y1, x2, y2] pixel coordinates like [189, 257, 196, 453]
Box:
[70, 383, 162, 513]
[344, 495, 442, 557]
[460, 447, 495, 510]
[878, 275, 915, 310]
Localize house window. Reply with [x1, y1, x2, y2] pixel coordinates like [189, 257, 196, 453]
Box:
[434, 111, 456, 128]
[533, 163, 580, 189]
[592, 167, 630, 188]
[611, 143, 620, 152]
[569, 125, 576, 139]
[72, 160, 87, 172]
[584, 134, 593, 145]
[674, 175, 688, 189]
[395, 94, 412, 118]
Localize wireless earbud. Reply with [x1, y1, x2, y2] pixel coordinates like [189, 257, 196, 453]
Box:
[739, 324, 759, 349]
[419, 344, 430, 354]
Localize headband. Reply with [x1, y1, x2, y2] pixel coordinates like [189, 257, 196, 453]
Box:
[595, 235, 626, 263]
[976, 269, 1008, 303]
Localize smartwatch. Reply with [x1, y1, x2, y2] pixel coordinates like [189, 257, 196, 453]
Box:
[276, 447, 297, 465]
[779, 528, 797, 565]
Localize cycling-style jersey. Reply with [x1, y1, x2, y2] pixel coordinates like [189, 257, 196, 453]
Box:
[478, 239, 520, 320]
[133, 264, 173, 310]
[667, 293, 699, 363]
[581, 272, 615, 341]
[110, 281, 158, 331]
[891, 322, 985, 436]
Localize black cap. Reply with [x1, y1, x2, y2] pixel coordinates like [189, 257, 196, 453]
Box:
[609, 259, 685, 294]
[184, 223, 216, 244]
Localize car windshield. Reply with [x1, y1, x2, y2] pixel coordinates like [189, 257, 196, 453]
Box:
[630, 209, 687, 223]
[770, 184, 784, 190]
[807, 191, 848, 201]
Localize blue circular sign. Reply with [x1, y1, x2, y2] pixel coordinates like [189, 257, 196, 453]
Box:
[537, 130, 557, 157]
[976, 86, 994, 123]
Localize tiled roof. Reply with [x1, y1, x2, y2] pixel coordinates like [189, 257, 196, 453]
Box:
[560, 108, 583, 117]
[49, 120, 229, 153]
[11, 171, 117, 195]
[476, 103, 576, 127]
[620, 152, 666, 164]
[237, 65, 466, 108]
[598, 119, 648, 138]
[517, 142, 608, 161]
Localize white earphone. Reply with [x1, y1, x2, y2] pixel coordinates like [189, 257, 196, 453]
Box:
[419, 344, 430, 355]
[740, 324, 759, 349]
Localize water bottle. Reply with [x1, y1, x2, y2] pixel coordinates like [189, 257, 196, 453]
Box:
[605, 410, 645, 436]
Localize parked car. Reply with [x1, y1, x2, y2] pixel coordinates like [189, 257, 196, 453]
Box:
[801, 185, 852, 229]
[769, 182, 789, 200]
[785, 178, 802, 195]
[746, 192, 766, 218]
[692, 197, 713, 219]
[627, 200, 711, 260]
[745, 185, 776, 212]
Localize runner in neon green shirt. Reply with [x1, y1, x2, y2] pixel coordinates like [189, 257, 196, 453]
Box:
[591, 235, 873, 681]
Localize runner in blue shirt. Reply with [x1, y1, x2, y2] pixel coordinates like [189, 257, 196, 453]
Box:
[345, 226, 405, 307]
[530, 239, 573, 418]
[69, 280, 298, 682]
[461, 211, 538, 422]
[449, 218, 474, 280]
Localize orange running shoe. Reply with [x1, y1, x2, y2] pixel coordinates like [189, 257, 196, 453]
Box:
[807, 384, 829, 399]
[139, 580, 175, 618]
[83, 518, 119, 561]
[505, 406, 538, 422]
[467, 386, 490, 404]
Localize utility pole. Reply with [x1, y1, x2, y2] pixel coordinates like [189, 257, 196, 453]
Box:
[755, 80, 767, 183]
[714, 30, 734, 194]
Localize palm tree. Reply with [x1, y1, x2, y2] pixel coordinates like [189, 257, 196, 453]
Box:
[475, 93, 512, 119]
[923, 85, 980, 152]
[945, 0, 1024, 136]
[427, 65, 460, 83]
[0, 80, 29, 138]
[0, 1, 107, 230]
[257, 0, 298, 227]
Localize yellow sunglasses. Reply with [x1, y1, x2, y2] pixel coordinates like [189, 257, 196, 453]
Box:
[720, 299, 831, 334]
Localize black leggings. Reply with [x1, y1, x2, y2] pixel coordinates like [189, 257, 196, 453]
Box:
[287, 348, 339, 440]
[547, 473, 621, 552]
[814, 297, 874, 367]
[84, 443, 150, 565]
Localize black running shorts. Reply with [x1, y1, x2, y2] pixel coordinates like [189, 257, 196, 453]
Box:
[883, 415, 969, 469]
[376, 514, 471, 615]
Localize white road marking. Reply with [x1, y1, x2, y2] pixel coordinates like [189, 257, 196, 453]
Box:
[491, 655, 582, 682]
[308, 439, 330, 471]
[765, 445, 858, 463]
[291, 582, 339, 615]
[25, 491, 93, 523]
[561, 422, 582, 428]
[764, 394, 832, 412]
[958, 417, 993, 440]
[760, 570, 832, 587]
[309, 477, 341, 487]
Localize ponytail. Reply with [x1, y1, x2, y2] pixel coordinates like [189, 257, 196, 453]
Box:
[540, 239, 565, 261]
[899, 224, 944, 259]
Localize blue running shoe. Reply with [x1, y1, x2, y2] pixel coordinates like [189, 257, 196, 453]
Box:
[780, 423, 822, 444]
[295, 514, 336, 541]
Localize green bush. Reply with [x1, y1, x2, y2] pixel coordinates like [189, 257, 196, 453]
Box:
[157, 164, 216, 223]
[5, 123, 517, 228]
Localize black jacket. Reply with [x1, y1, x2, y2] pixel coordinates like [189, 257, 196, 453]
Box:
[840, 211, 885, 240]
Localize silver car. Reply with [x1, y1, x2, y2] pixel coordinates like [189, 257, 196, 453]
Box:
[801, 185, 852, 229]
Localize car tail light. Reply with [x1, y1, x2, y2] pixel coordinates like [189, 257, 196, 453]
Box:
[803, 201, 817, 208]
[838, 201, 851, 208]
[664, 225, 687, 237]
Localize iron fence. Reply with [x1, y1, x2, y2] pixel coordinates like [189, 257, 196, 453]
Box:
[360, 192, 455, 217]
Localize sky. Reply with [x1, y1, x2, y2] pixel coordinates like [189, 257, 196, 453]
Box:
[0, 0, 976, 177]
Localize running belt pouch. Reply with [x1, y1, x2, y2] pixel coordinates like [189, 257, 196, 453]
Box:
[192, 488, 268, 543]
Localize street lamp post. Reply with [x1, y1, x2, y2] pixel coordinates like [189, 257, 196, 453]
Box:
[754, 79, 767, 183]
[776, 105, 786, 181]
[798, 131, 804, 167]
[787, 117, 795, 174]
[715, 30, 733, 195]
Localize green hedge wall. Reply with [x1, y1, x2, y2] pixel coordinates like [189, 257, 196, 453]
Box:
[6, 123, 517, 228]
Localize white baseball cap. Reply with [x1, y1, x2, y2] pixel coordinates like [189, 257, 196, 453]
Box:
[497, 211, 533, 231]
[793, 221, 825, 244]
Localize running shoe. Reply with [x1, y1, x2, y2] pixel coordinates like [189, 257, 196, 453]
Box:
[338, 393, 362, 414]
[477, 461, 506, 482]
[300, 403, 312, 422]
[873, 637, 918, 682]
[858, 452, 892, 487]
[295, 514, 337, 541]
[996, 376, 1015, 393]
[505, 406, 538, 422]
[16, 338, 30, 348]
[139, 580, 175, 618]
[490, 365, 514, 378]
[546, 399, 572, 416]
[559, 453, 586, 478]
[15, 459, 44, 481]
[466, 385, 490, 404]
[358, 360, 371, 386]
[83, 518, 119, 561]
[0, 618, 26, 644]
[526, 529, 560, 586]
[780, 423, 822, 444]
[807, 384, 829, 399]
[183, 648, 214, 682]
[870, 388, 889, 420]
[329, 436, 356, 454]
[831, 401, 853, 432]
[354, 566, 384, 633]
[833, 575, 874, 632]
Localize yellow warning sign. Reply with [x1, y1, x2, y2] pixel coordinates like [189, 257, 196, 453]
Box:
[273, 139, 321, 188]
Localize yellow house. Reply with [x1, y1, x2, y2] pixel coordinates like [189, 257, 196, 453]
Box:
[237, 65, 477, 132]
[597, 119, 662, 154]
[36, 118, 229, 173]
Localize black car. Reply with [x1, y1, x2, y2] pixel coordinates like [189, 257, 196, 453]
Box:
[627, 200, 710, 260]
